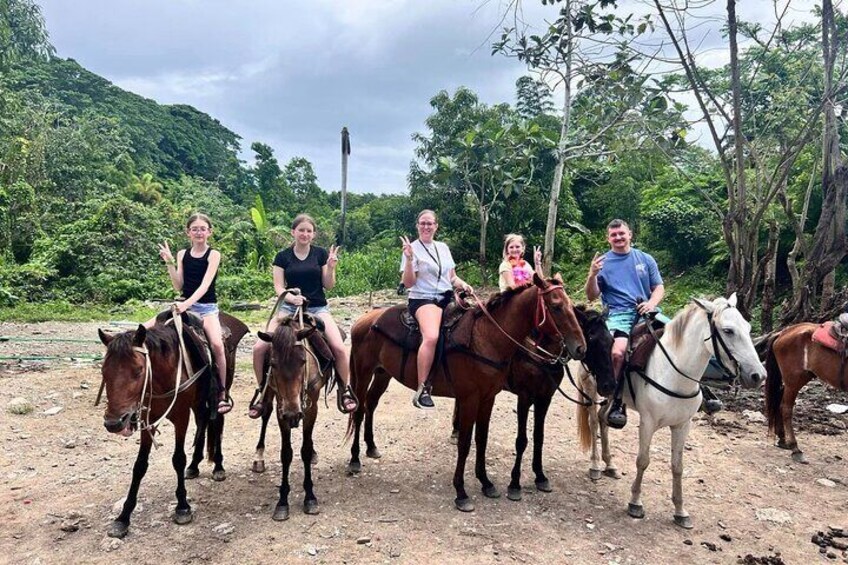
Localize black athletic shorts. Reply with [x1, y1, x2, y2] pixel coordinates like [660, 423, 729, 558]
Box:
[408, 291, 452, 318]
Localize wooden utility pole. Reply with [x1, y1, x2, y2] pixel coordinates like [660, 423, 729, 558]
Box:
[339, 127, 351, 246]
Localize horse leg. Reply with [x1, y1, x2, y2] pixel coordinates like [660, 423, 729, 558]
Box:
[302, 408, 319, 515]
[474, 396, 499, 499]
[507, 395, 531, 501]
[670, 422, 693, 529]
[253, 402, 273, 473]
[273, 423, 293, 521]
[108, 433, 153, 538]
[171, 411, 194, 525]
[454, 397, 478, 512]
[531, 395, 553, 492]
[450, 400, 459, 444]
[779, 377, 811, 464]
[186, 408, 206, 479]
[347, 406, 365, 475]
[627, 420, 657, 520]
[598, 404, 620, 479]
[211, 416, 226, 481]
[364, 370, 390, 459]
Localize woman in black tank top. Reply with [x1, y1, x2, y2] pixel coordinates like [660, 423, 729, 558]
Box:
[149, 213, 231, 414]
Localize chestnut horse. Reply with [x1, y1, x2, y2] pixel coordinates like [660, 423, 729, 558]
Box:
[765, 322, 848, 464]
[255, 316, 330, 521]
[346, 275, 586, 512]
[575, 295, 765, 528]
[97, 313, 246, 538]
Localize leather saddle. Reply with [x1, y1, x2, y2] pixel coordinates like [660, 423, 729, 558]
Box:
[626, 316, 666, 372]
[812, 315, 848, 354]
[375, 301, 467, 353]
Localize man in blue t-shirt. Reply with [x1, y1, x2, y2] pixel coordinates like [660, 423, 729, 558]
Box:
[585, 219, 665, 429]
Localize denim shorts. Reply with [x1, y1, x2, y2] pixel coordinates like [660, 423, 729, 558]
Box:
[278, 304, 330, 316]
[188, 302, 219, 318]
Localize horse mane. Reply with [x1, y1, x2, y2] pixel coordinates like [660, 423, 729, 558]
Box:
[664, 303, 701, 350]
[573, 303, 603, 323]
[106, 325, 177, 360]
[271, 319, 299, 368]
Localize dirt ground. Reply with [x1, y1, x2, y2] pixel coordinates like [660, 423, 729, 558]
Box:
[2, 293, 847, 565]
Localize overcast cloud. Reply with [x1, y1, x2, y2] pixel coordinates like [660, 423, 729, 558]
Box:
[38, 0, 818, 195]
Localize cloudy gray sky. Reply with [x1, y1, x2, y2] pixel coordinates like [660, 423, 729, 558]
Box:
[38, 1, 817, 195]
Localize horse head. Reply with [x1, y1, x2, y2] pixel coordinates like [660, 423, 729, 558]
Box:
[258, 317, 317, 428]
[534, 273, 586, 360]
[692, 293, 766, 389]
[574, 305, 616, 397]
[98, 325, 149, 436]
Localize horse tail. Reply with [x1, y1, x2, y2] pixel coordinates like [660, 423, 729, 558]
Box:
[763, 335, 783, 435]
[206, 418, 218, 463]
[576, 401, 592, 452]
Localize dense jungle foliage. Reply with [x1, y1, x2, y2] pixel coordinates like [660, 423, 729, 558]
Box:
[0, 0, 845, 329]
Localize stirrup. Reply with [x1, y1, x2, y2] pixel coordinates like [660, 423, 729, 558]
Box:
[337, 384, 359, 414]
[607, 403, 627, 429]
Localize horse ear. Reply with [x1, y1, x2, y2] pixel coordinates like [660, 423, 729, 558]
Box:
[133, 325, 147, 346]
[553, 273, 564, 284]
[296, 327, 317, 341]
[692, 297, 715, 313]
[533, 272, 546, 287]
[601, 305, 610, 318]
[727, 292, 738, 308]
[98, 328, 114, 346]
[257, 331, 273, 343]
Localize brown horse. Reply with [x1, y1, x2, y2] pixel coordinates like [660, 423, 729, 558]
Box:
[98, 313, 247, 538]
[765, 322, 848, 464]
[346, 274, 586, 512]
[255, 315, 330, 521]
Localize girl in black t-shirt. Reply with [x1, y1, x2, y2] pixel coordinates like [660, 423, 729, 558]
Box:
[150, 213, 231, 414]
[250, 214, 358, 416]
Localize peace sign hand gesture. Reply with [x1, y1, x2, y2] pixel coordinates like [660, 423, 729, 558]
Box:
[533, 245, 542, 268]
[400, 236, 414, 260]
[158, 241, 174, 265]
[327, 245, 340, 269]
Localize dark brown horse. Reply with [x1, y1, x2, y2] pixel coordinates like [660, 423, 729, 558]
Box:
[346, 275, 586, 512]
[255, 316, 330, 520]
[765, 322, 848, 464]
[98, 313, 247, 538]
[502, 305, 615, 500]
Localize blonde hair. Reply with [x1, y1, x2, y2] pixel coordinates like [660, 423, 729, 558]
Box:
[502, 233, 526, 260]
[186, 213, 212, 230]
[417, 209, 438, 224]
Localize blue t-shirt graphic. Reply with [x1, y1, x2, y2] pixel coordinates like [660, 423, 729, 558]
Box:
[597, 248, 663, 314]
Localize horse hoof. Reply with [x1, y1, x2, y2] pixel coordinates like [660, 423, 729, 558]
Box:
[303, 500, 320, 515]
[252, 461, 266, 474]
[347, 460, 361, 475]
[455, 498, 475, 512]
[603, 468, 622, 480]
[173, 508, 193, 525]
[535, 480, 552, 493]
[311, 451, 319, 466]
[449, 432, 458, 445]
[184, 467, 199, 480]
[673, 515, 693, 529]
[506, 487, 522, 502]
[792, 451, 808, 464]
[366, 447, 382, 459]
[107, 520, 129, 539]
[628, 503, 645, 519]
[776, 439, 791, 450]
[589, 469, 602, 481]
[272, 505, 290, 521]
[482, 485, 500, 499]
[212, 469, 226, 482]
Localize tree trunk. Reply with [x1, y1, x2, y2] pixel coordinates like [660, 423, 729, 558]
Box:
[479, 204, 489, 283]
[542, 0, 573, 276]
[820, 270, 836, 316]
[760, 222, 779, 333]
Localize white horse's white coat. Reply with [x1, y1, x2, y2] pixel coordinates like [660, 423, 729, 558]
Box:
[577, 294, 766, 528]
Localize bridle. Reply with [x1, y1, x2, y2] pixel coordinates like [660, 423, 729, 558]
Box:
[469, 283, 574, 365]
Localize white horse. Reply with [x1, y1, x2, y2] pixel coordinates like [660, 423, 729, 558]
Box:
[575, 294, 765, 528]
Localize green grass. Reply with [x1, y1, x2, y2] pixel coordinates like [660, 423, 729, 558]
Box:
[0, 300, 157, 323]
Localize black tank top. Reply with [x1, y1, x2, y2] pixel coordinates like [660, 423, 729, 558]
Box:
[181, 247, 217, 303]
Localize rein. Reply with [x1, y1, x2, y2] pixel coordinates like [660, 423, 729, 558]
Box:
[469, 285, 568, 366]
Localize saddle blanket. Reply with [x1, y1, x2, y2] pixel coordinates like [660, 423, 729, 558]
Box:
[812, 322, 846, 354]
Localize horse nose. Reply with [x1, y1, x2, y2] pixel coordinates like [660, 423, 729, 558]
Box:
[751, 372, 765, 387]
[284, 413, 303, 428]
[104, 413, 128, 433]
[571, 342, 586, 361]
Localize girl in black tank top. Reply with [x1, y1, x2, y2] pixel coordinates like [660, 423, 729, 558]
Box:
[153, 214, 231, 414]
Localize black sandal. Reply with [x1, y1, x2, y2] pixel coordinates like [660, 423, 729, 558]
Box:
[337, 385, 359, 414]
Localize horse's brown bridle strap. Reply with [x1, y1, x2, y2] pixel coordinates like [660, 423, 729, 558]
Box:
[470, 287, 563, 365]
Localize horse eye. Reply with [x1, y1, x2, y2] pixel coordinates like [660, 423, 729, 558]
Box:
[722, 328, 734, 336]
